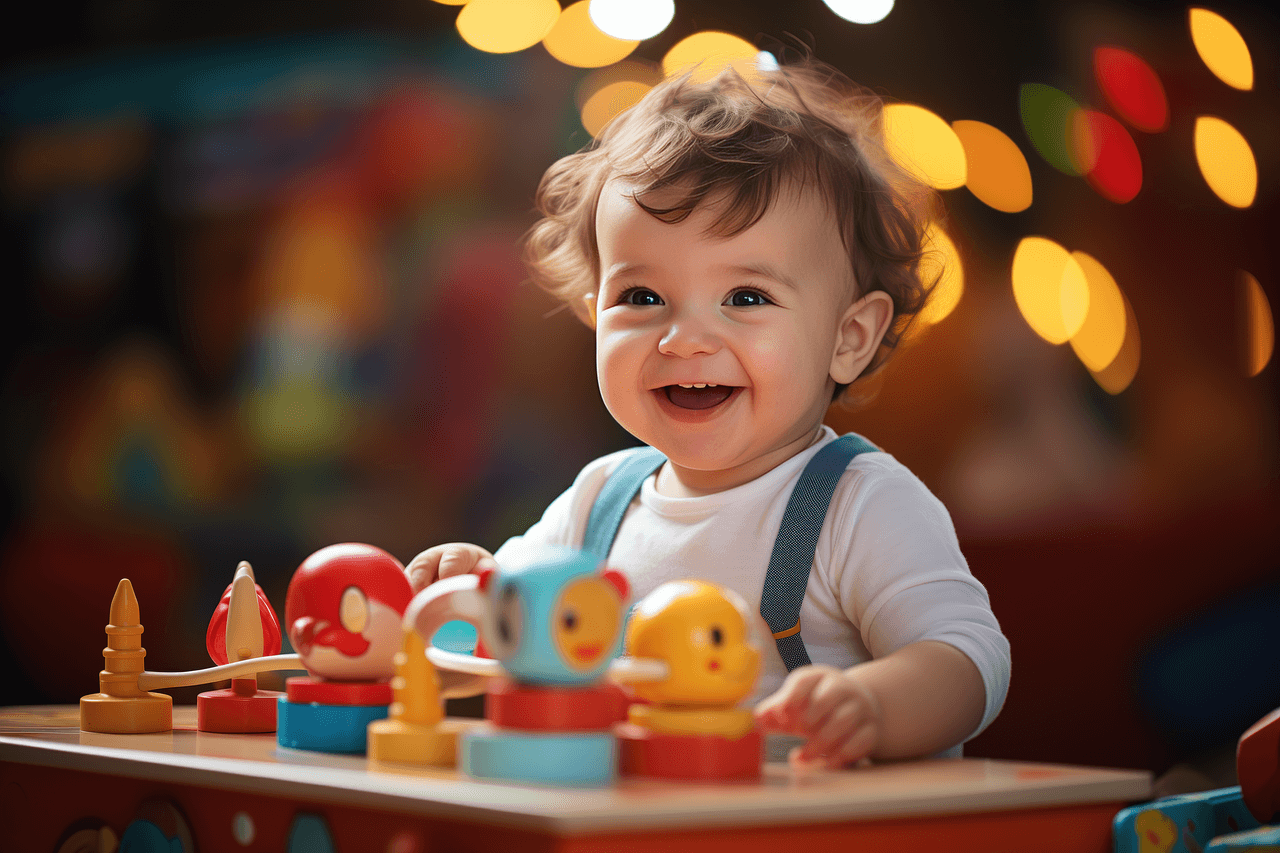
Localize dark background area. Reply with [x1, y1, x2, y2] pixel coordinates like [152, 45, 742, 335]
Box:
[1, 0, 1277, 782]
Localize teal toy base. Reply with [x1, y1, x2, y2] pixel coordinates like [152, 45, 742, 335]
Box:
[276, 697, 388, 754]
[462, 725, 616, 786]
[1113, 786, 1261, 853]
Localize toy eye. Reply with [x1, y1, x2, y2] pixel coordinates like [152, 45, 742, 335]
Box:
[710, 625, 723, 646]
[562, 609, 578, 631]
[339, 587, 368, 634]
[490, 584, 523, 658]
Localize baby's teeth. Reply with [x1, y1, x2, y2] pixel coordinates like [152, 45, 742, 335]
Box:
[675, 383, 719, 388]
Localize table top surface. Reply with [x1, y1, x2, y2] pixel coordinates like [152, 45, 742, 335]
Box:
[0, 705, 1152, 835]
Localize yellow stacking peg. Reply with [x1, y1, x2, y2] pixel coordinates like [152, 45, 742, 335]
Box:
[80, 578, 173, 733]
[367, 627, 456, 765]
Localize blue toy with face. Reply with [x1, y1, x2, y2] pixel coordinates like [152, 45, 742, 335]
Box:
[478, 546, 630, 686]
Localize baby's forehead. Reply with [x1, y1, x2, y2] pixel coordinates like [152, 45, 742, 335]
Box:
[596, 174, 836, 235]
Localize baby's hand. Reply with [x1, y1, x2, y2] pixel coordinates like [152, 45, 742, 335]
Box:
[754, 664, 883, 768]
[405, 543, 498, 593]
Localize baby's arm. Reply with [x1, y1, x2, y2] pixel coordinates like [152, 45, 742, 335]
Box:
[405, 543, 499, 593]
[754, 640, 984, 767]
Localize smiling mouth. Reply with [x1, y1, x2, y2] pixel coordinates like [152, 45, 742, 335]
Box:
[663, 384, 737, 410]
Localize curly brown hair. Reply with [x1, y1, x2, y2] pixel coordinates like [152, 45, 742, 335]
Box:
[523, 59, 938, 399]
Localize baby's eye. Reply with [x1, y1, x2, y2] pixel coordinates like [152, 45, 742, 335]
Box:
[727, 289, 772, 307]
[619, 288, 663, 306]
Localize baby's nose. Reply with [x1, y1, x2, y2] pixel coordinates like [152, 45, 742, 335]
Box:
[658, 314, 721, 357]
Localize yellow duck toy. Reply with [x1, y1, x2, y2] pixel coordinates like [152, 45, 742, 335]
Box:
[618, 580, 766, 779]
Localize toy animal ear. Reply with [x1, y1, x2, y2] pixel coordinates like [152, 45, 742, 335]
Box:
[601, 568, 629, 600]
[476, 566, 495, 592]
[290, 616, 316, 650]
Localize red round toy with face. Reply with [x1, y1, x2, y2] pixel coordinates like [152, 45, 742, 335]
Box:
[285, 543, 412, 681]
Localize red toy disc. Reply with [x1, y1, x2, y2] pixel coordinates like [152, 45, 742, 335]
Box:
[1238, 706, 1280, 824]
[197, 681, 283, 733]
[485, 678, 627, 732]
[616, 722, 763, 781]
[285, 676, 393, 706]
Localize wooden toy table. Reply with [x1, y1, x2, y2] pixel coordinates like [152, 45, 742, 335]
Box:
[0, 705, 1151, 853]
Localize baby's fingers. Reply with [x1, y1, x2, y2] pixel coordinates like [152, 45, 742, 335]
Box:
[406, 547, 445, 592]
[797, 702, 874, 766]
[755, 667, 827, 731]
[437, 545, 497, 579]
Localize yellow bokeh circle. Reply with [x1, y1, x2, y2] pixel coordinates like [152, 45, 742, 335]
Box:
[543, 1, 638, 68]
[1011, 236, 1090, 345]
[952, 120, 1032, 213]
[1189, 7, 1253, 90]
[883, 104, 967, 191]
[1194, 116, 1257, 209]
[1068, 251, 1127, 372]
[916, 224, 964, 325]
[662, 32, 760, 84]
[457, 0, 560, 54]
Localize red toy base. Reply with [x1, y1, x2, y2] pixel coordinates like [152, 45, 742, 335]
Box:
[197, 681, 283, 733]
[285, 676, 393, 706]
[1238, 706, 1280, 824]
[616, 722, 763, 781]
[486, 678, 627, 732]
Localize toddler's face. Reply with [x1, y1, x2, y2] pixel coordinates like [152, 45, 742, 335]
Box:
[592, 179, 858, 491]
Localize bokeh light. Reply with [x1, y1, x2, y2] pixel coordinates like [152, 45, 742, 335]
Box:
[576, 60, 662, 109]
[1068, 251, 1127, 372]
[1089, 291, 1140, 394]
[456, 0, 560, 54]
[662, 32, 759, 84]
[1011, 236, 1089, 345]
[1239, 271, 1274, 377]
[1194, 116, 1257, 209]
[883, 104, 967, 191]
[1094, 46, 1169, 132]
[543, 1, 638, 68]
[1189, 7, 1253, 90]
[822, 0, 895, 25]
[1019, 83, 1082, 176]
[1071, 109, 1142, 203]
[581, 80, 654, 137]
[589, 0, 675, 41]
[951, 119, 1032, 213]
[577, 61, 662, 136]
[916, 223, 963, 325]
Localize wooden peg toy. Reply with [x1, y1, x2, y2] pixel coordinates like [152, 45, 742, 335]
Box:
[197, 561, 287, 733]
[367, 627, 458, 765]
[80, 578, 173, 734]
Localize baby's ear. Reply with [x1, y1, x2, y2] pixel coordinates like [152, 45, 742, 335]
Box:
[583, 292, 598, 330]
[830, 291, 893, 385]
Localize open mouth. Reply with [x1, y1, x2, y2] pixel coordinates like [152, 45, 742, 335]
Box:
[663, 383, 737, 410]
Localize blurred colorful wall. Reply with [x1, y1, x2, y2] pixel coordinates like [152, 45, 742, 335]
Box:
[0, 0, 1276, 781]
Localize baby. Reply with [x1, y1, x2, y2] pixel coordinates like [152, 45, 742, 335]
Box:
[408, 59, 1009, 767]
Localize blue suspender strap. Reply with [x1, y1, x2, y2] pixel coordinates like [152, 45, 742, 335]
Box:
[582, 446, 667, 560]
[761, 433, 877, 672]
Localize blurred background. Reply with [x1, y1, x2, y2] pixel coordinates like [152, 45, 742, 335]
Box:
[0, 0, 1276, 784]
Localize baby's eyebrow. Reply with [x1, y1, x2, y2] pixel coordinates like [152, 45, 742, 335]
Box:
[602, 262, 651, 284]
[719, 262, 799, 290]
